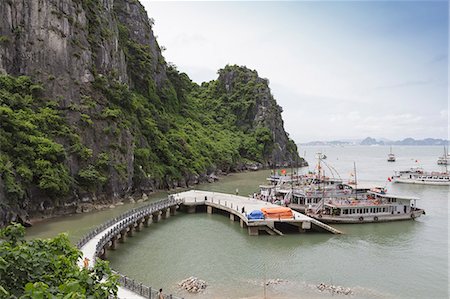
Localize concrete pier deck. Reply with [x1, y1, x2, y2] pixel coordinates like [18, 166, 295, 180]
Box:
[174, 190, 342, 235]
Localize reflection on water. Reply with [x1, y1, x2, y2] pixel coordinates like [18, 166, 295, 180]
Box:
[27, 146, 449, 299]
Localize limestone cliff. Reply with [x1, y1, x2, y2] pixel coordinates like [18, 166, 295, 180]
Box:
[0, 0, 304, 226]
[214, 65, 301, 166]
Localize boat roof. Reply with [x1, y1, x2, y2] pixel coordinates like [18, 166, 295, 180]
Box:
[260, 185, 275, 189]
[368, 191, 419, 201]
[345, 182, 377, 190]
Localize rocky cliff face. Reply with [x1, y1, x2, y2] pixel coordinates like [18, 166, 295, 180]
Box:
[0, 0, 303, 226]
[215, 66, 301, 166]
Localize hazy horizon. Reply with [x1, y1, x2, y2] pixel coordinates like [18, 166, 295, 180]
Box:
[299, 136, 450, 143]
[143, 0, 448, 143]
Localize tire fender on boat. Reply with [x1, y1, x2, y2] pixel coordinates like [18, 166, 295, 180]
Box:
[318, 214, 322, 219]
[374, 216, 378, 222]
[359, 216, 364, 222]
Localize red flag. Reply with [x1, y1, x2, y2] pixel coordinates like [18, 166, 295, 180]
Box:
[388, 177, 391, 182]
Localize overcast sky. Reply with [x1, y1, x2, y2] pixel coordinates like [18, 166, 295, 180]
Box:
[142, 1, 448, 143]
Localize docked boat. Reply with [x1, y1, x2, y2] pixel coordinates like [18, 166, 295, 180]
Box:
[309, 187, 425, 223]
[289, 183, 371, 212]
[437, 146, 450, 165]
[387, 146, 396, 162]
[392, 167, 450, 186]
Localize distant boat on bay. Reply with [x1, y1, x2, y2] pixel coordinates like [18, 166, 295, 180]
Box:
[387, 146, 396, 162]
[437, 146, 450, 165]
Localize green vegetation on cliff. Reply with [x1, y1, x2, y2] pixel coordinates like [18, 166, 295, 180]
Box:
[0, 76, 73, 202]
[0, 223, 117, 298]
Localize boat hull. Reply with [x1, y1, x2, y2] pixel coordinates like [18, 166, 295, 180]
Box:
[310, 209, 425, 224]
[289, 204, 306, 213]
[393, 178, 450, 186]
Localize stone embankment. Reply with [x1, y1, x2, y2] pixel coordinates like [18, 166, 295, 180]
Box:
[178, 277, 207, 293]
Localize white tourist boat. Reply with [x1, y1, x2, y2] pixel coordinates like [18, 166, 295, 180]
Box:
[387, 146, 396, 162]
[392, 167, 450, 186]
[437, 146, 450, 165]
[309, 187, 425, 223]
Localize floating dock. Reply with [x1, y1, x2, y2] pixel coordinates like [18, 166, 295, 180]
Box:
[175, 190, 342, 235]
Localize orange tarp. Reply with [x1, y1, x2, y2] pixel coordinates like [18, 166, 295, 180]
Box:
[260, 207, 293, 219]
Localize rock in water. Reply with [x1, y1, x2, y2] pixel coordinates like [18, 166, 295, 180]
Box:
[178, 276, 207, 293]
[316, 283, 353, 295]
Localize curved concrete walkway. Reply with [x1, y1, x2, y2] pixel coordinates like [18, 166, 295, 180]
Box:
[79, 218, 146, 299]
[77, 198, 183, 299]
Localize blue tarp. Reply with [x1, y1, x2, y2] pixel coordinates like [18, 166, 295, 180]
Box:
[247, 210, 264, 220]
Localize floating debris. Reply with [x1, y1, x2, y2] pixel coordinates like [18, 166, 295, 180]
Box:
[316, 283, 353, 295]
[178, 276, 207, 293]
[264, 278, 288, 286]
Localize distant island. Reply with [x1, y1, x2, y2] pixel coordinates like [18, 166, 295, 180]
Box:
[301, 137, 449, 146]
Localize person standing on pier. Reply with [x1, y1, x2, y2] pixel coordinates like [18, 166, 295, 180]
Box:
[158, 288, 164, 299]
[83, 257, 90, 269]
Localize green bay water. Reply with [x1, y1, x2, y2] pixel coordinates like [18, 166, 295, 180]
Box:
[26, 146, 449, 298]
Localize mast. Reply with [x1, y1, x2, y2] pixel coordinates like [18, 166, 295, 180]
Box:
[354, 161, 358, 200]
[272, 130, 276, 201]
[290, 159, 294, 199]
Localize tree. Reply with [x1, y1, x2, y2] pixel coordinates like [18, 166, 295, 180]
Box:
[0, 223, 118, 298]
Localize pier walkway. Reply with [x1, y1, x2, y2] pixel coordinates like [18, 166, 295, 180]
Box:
[76, 198, 184, 299]
[175, 190, 342, 235]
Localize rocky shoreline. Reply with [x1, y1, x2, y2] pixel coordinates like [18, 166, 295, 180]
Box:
[23, 166, 272, 227]
[11, 158, 307, 228]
